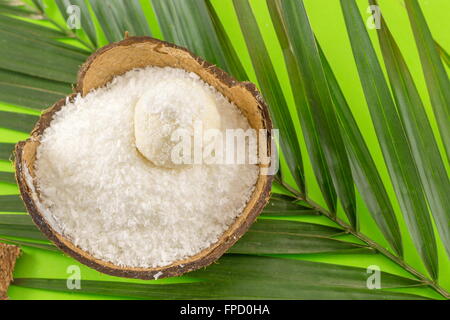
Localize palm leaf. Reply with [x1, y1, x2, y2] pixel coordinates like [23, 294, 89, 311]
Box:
[13, 255, 426, 300]
[317, 44, 403, 256]
[405, 0, 450, 162]
[89, 0, 126, 43]
[0, 195, 26, 212]
[435, 41, 450, 68]
[340, 0, 438, 280]
[0, 15, 87, 83]
[0, 143, 15, 161]
[0, 214, 48, 241]
[152, 0, 246, 81]
[88, 0, 151, 42]
[261, 195, 318, 216]
[13, 277, 427, 299]
[0, 0, 37, 16]
[0, 215, 48, 242]
[0, 14, 89, 54]
[0, 237, 58, 252]
[230, 233, 370, 255]
[270, 0, 356, 226]
[0, 223, 47, 241]
[230, 219, 371, 255]
[232, 0, 304, 192]
[54, 0, 98, 48]
[0, 68, 69, 109]
[204, 0, 248, 81]
[0, 110, 38, 133]
[113, 0, 152, 37]
[0, 214, 35, 226]
[372, 0, 450, 259]
[266, 0, 337, 214]
[0, 14, 60, 39]
[0, 172, 16, 184]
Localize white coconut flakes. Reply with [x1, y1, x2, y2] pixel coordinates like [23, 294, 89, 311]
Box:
[34, 66, 259, 268]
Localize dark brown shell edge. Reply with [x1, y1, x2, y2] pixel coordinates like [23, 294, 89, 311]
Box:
[14, 36, 274, 280]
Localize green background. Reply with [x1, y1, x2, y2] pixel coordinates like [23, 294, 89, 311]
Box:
[1, 0, 449, 299]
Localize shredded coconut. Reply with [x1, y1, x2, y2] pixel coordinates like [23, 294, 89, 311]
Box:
[34, 67, 259, 268]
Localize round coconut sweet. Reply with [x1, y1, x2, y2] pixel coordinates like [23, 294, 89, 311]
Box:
[14, 36, 273, 280]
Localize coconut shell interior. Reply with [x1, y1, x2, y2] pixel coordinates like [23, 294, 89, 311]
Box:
[15, 36, 273, 280]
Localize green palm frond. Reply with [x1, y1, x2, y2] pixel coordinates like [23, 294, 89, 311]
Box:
[0, 195, 26, 212]
[405, 0, 450, 162]
[266, 0, 356, 226]
[0, 0, 449, 300]
[0, 213, 48, 241]
[0, 111, 38, 132]
[14, 254, 428, 300]
[435, 41, 450, 68]
[267, 0, 337, 214]
[341, 0, 438, 280]
[371, 0, 450, 261]
[0, 143, 15, 161]
[231, 0, 305, 192]
[0, 172, 15, 184]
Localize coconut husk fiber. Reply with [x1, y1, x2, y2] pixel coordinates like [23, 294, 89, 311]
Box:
[0, 243, 20, 300]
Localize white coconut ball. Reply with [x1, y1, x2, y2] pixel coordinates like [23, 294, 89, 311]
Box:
[134, 77, 221, 168]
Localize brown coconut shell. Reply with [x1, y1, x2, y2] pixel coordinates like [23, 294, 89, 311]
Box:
[0, 243, 20, 299]
[14, 36, 273, 280]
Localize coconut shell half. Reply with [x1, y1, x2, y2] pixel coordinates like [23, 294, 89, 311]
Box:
[15, 36, 273, 280]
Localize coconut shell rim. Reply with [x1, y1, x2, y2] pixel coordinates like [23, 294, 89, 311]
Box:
[14, 36, 274, 280]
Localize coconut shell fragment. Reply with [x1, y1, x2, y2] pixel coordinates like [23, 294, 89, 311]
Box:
[14, 36, 273, 280]
[0, 243, 20, 300]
